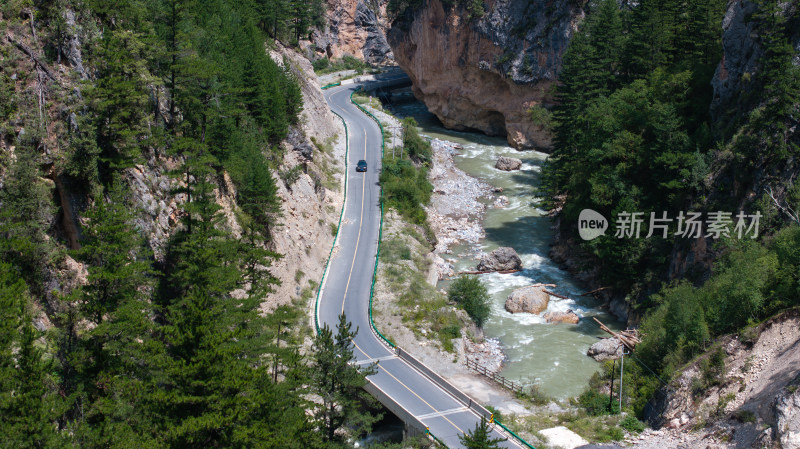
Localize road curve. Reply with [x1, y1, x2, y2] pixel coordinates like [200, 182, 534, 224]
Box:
[319, 82, 527, 449]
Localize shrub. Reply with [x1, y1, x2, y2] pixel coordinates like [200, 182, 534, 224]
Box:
[619, 415, 645, 433]
[379, 157, 432, 225]
[448, 275, 491, 327]
[732, 409, 756, 423]
[312, 55, 369, 75]
[578, 389, 619, 416]
[701, 347, 727, 388]
[485, 405, 503, 423]
[518, 383, 551, 406]
[279, 165, 303, 189]
[312, 57, 330, 72]
[400, 117, 432, 165]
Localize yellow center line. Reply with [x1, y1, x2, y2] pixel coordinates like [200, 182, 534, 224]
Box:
[352, 339, 466, 435]
[341, 129, 368, 314]
[330, 87, 493, 443]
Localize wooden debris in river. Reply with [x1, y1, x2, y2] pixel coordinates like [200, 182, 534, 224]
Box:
[593, 317, 642, 351]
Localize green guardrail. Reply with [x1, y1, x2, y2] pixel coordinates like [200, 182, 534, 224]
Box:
[349, 87, 394, 349]
[321, 82, 342, 90]
[495, 420, 537, 449]
[426, 428, 449, 448]
[350, 87, 538, 449]
[314, 108, 349, 335]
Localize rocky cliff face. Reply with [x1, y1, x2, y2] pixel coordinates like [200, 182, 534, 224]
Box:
[711, 0, 800, 135]
[709, 0, 762, 134]
[387, 0, 583, 150]
[311, 0, 394, 64]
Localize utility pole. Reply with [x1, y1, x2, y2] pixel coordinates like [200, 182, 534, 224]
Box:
[619, 350, 624, 410]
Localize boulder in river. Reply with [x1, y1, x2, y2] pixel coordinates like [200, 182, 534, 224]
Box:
[477, 247, 522, 272]
[587, 337, 623, 361]
[505, 286, 549, 314]
[544, 310, 580, 324]
[495, 156, 522, 171]
[493, 195, 509, 208]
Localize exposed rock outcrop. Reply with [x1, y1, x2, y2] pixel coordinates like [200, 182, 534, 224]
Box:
[310, 0, 393, 64]
[709, 0, 762, 134]
[505, 285, 549, 314]
[431, 253, 455, 280]
[775, 382, 800, 449]
[544, 310, 580, 324]
[587, 337, 623, 361]
[387, 0, 583, 149]
[477, 246, 522, 272]
[495, 156, 522, 171]
[641, 310, 800, 449]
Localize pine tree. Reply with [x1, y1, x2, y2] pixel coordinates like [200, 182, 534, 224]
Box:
[752, 0, 800, 157]
[0, 264, 60, 448]
[152, 137, 303, 447]
[458, 416, 505, 449]
[91, 27, 153, 172]
[67, 178, 160, 446]
[0, 144, 54, 284]
[311, 314, 379, 445]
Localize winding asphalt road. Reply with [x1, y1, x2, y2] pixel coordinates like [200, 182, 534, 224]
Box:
[319, 82, 526, 449]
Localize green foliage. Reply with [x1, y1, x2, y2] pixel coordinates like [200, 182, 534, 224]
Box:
[380, 156, 432, 225]
[0, 265, 60, 448]
[465, 0, 485, 19]
[543, 0, 727, 292]
[89, 27, 152, 172]
[312, 55, 369, 75]
[387, 0, 423, 18]
[0, 144, 54, 285]
[312, 57, 330, 72]
[279, 164, 304, 189]
[578, 389, 620, 416]
[448, 275, 491, 327]
[744, 0, 800, 157]
[0, 1, 387, 446]
[311, 314, 379, 444]
[484, 405, 503, 424]
[0, 72, 17, 122]
[626, 226, 800, 417]
[733, 409, 757, 423]
[459, 416, 504, 449]
[619, 415, 646, 433]
[528, 105, 553, 131]
[515, 383, 552, 406]
[401, 117, 432, 165]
